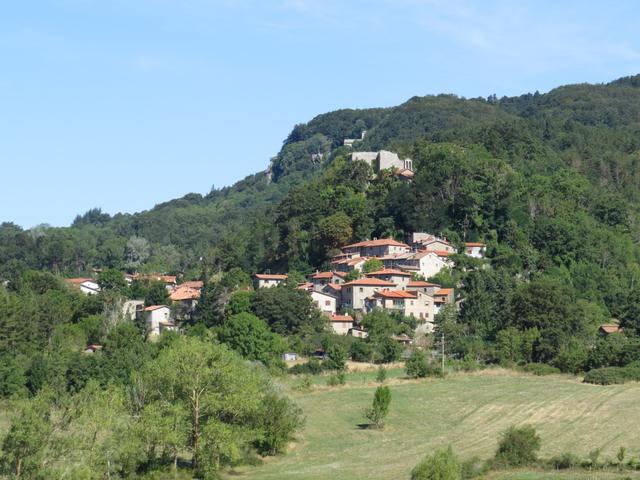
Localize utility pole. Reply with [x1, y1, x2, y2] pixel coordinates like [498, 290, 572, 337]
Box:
[441, 332, 445, 377]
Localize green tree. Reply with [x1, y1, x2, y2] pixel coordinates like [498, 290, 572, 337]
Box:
[411, 446, 461, 480]
[144, 280, 169, 307]
[494, 425, 541, 467]
[362, 258, 383, 274]
[364, 386, 391, 429]
[255, 393, 304, 456]
[405, 349, 429, 378]
[97, 268, 127, 293]
[216, 312, 285, 368]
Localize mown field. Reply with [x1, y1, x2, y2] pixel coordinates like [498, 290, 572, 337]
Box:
[232, 369, 640, 480]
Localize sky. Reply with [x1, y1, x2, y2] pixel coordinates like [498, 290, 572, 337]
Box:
[2, 0, 639, 228]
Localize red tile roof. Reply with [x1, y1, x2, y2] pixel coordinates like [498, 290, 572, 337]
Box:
[255, 274, 288, 280]
[144, 305, 169, 311]
[435, 288, 453, 296]
[330, 313, 354, 322]
[311, 272, 334, 279]
[343, 278, 397, 287]
[170, 286, 201, 301]
[344, 238, 410, 249]
[431, 250, 452, 257]
[365, 268, 411, 277]
[181, 280, 204, 289]
[599, 324, 622, 334]
[65, 277, 93, 285]
[464, 242, 486, 247]
[325, 283, 343, 291]
[374, 290, 417, 299]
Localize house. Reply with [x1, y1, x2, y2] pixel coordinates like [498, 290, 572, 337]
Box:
[395, 168, 415, 182]
[122, 300, 144, 321]
[365, 269, 412, 289]
[391, 334, 412, 346]
[599, 323, 622, 335]
[433, 288, 454, 315]
[395, 250, 452, 279]
[64, 278, 101, 295]
[282, 352, 298, 362]
[323, 283, 343, 299]
[365, 289, 434, 324]
[331, 256, 368, 273]
[406, 280, 441, 296]
[342, 238, 411, 258]
[464, 242, 486, 258]
[83, 344, 103, 354]
[170, 285, 201, 309]
[309, 271, 346, 290]
[180, 280, 204, 289]
[143, 305, 176, 338]
[310, 290, 338, 315]
[343, 130, 366, 147]
[351, 150, 413, 173]
[341, 277, 396, 310]
[349, 327, 368, 338]
[329, 313, 355, 335]
[134, 274, 178, 291]
[411, 233, 456, 253]
[254, 273, 288, 288]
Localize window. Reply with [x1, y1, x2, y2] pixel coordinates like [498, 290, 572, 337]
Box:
[325, 300, 331, 306]
[359, 287, 363, 293]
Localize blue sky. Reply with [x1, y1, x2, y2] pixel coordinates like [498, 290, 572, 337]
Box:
[2, 0, 639, 228]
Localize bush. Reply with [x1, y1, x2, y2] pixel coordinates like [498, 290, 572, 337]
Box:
[364, 386, 391, 429]
[411, 446, 461, 480]
[521, 363, 561, 376]
[289, 359, 324, 375]
[406, 350, 429, 378]
[255, 393, 305, 455]
[293, 376, 312, 391]
[550, 452, 581, 470]
[583, 366, 640, 385]
[327, 371, 346, 387]
[376, 366, 387, 383]
[494, 425, 541, 467]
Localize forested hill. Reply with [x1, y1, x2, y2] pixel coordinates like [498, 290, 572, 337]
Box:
[2, 74, 640, 283]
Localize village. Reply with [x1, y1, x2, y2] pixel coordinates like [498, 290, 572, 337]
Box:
[63, 150, 489, 353]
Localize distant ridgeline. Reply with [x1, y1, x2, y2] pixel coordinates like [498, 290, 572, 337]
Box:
[2, 74, 640, 300]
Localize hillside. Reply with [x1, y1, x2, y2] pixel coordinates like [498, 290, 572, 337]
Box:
[235, 369, 640, 480]
[2, 74, 640, 279]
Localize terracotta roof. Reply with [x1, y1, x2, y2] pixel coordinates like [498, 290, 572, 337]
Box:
[343, 278, 397, 287]
[325, 283, 343, 292]
[365, 269, 412, 277]
[599, 324, 622, 334]
[435, 288, 453, 296]
[344, 238, 410, 249]
[170, 286, 201, 301]
[181, 280, 204, 289]
[330, 313, 354, 322]
[464, 242, 486, 247]
[65, 277, 94, 285]
[334, 271, 347, 278]
[374, 290, 417, 299]
[144, 305, 169, 312]
[297, 282, 314, 291]
[161, 275, 177, 284]
[255, 274, 288, 280]
[311, 272, 334, 279]
[407, 280, 440, 287]
[396, 168, 415, 178]
[431, 250, 452, 257]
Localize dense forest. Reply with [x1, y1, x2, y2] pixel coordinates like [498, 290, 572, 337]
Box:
[3, 74, 640, 477]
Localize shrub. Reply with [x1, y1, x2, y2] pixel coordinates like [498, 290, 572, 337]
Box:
[289, 359, 324, 375]
[255, 393, 305, 455]
[583, 366, 640, 385]
[521, 363, 561, 376]
[494, 425, 541, 467]
[293, 376, 312, 391]
[364, 386, 391, 429]
[376, 366, 387, 383]
[550, 452, 581, 469]
[411, 446, 461, 480]
[327, 371, 345, 387]
[406, 350, 429, 378]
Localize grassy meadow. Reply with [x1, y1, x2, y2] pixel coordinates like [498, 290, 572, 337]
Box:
[232, 368, 640, 480]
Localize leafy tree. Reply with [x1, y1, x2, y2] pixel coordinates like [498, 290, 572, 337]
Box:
[255, 393, 304, 456]
[216, 312, 285, 368]
[405, 349, 429, 378]
[251, 286, 326, 336]
[364, 386, 391, 429]
[494, 425, 541, 467]
[144, 280, 169, 307]
[411, 446, 461, 480]
[124, 235, 150, 269]
[376, 366, 387, 383]
[97, 268, 127, 293]
[362, 258, 384, 274]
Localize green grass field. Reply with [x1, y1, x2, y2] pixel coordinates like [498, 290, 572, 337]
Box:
[232, 369, 640, 480]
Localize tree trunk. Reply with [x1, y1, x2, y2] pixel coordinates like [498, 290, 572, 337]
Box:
[191, 390, 200, 470]
[16, 457, 22, 478]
